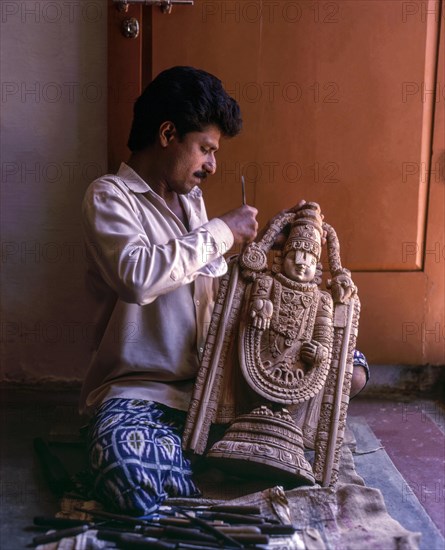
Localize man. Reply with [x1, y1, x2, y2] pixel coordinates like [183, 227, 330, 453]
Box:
[80, 66, 259, 515]
[80, 66, 368, 515]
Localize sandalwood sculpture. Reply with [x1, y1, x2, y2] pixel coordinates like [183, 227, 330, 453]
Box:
[182, 202, 360, 487]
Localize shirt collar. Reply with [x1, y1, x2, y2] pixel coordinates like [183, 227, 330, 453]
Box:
[117, 162, 203, 200]
[117, 162, 151, 193]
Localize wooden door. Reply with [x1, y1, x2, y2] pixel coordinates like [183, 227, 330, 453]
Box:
[108, 0, 445, 366]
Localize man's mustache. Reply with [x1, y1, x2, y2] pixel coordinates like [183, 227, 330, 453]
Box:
[194, 171, 208, 180]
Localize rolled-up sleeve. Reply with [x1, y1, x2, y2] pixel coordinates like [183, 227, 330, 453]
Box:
[82, 180, 234, 306]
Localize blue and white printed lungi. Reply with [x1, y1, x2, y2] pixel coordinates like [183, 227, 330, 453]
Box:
[353, 349, 370, 381]
[87, 398, 200, 515]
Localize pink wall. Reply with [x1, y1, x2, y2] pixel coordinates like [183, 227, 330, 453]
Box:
[1, 0, 107, 383]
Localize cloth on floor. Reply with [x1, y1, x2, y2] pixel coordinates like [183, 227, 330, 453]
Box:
[36, 429, 421, 550]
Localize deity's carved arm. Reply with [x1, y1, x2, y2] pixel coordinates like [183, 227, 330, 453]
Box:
[323, 223, 357, 304]
[239, 212, 295, 279]
[249, 275, 274, 330]
[300, 291, 334, 369]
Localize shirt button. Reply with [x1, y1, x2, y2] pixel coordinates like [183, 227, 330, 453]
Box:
[195, 300, 200, 306]
[199, 347, 204, 353]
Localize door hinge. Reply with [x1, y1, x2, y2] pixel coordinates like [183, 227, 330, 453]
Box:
[113, 0, 194, 15]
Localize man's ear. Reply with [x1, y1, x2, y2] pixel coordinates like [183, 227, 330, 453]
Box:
[159, 121, 177, 147]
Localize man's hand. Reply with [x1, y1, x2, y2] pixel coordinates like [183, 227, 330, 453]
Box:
[219, 205, 259, 245]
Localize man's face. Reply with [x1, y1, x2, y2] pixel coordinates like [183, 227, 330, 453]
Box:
[282, 249, 317, 282]
[163, 124, 221, 194]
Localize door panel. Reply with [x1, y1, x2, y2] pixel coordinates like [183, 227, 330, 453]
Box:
[108, 0, 444, 365]
[150, 1, 432, 272]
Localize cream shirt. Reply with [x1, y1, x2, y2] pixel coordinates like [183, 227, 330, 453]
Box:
[79, 163, 234, 415]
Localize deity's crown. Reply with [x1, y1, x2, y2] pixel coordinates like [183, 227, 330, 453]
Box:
[283, 202, 323, 259]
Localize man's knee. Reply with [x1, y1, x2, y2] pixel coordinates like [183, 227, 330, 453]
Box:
[93, 459, 167, 515]
[350, 349, 370, 398]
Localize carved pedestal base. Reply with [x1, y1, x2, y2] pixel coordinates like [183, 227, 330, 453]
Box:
[207, 405, 315, 487]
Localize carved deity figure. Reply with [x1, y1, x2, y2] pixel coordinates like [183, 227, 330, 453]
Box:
[183, 203, 360, 487]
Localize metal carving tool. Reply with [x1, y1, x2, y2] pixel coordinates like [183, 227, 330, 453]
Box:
[241, 175, 246, 205]
[173, 507, 244, 548]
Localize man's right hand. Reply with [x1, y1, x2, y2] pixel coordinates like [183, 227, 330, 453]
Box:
[219, 205, 259, 245]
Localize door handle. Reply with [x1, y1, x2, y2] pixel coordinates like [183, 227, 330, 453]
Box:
[121, 17, 140, 39]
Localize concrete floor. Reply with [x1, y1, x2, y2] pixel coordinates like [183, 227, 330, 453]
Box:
[349, 398, 445, 540]
[348, 399, 445, 550]
[0, 388, 82, 550]
[0, 387, 444, 549]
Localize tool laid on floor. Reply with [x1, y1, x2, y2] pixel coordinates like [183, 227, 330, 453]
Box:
[29, 503, 299, 548]
[31, 525, 89, 546]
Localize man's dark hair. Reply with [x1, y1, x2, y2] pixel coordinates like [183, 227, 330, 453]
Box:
[127, 66, 242, 152]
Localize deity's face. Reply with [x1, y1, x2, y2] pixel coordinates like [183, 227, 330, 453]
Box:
[282, 249, 317, 282]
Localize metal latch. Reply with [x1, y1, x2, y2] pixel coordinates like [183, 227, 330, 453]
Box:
[114, 0, 194, 15]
